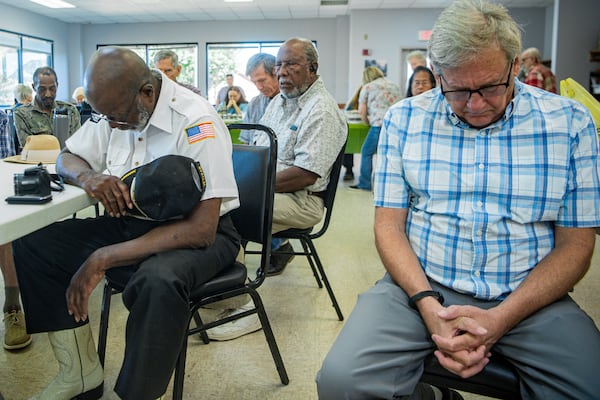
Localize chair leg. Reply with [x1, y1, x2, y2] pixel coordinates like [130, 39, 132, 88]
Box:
[299, 239, 323, 288]
[172, 334, 189, 400]
[192, 311, 210, 344]
[97, 282, 114, 368]
[248, 291, 289, 385]
[304, 238, 344, 321]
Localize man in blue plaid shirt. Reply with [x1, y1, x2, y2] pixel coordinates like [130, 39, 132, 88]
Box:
[318, 1, 600, 399]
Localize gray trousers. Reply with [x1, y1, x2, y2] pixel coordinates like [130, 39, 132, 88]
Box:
[14, 214, 240, 400]
[316, 273, 600, 400]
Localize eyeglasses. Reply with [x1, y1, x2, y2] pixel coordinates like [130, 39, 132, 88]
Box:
[90, 113, 132, 127]
[440, 59, 514, 102]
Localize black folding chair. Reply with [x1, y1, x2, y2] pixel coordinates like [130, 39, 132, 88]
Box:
[97, 123, 288, 399]
[269, 142, 347, 321]
[420, 353, 521, 399]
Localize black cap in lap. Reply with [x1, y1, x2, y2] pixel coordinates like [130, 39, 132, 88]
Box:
[120, 155, 206, 221]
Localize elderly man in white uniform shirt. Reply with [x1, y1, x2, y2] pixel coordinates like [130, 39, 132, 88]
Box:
[13, 47, 240, 400]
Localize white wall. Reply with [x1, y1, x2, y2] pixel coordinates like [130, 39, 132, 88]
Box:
[79, 17, 348, 101]
[347, 7, 550, 99]
[553, 0, 600, 86]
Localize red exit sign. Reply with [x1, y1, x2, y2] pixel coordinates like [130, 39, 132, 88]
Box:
[419, 30, 432, 41]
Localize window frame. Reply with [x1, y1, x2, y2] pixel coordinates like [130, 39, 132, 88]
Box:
[0, 29, 53, 108]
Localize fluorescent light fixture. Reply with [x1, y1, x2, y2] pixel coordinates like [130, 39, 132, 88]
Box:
[30, 0, 75, 8]
[224, 0, 253, 2]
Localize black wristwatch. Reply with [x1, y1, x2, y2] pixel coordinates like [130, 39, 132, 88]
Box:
[408, 290, 444, 310]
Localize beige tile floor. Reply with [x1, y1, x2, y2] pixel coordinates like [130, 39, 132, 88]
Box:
[1, 171, 599, 400]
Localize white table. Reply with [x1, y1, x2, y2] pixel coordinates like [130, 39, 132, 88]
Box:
[0, 161, 96, 245]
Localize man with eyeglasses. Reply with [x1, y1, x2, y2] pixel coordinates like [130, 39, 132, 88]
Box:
[317, 1, 600, 399]
[206, 37, 347, 342]
[13, 66, 80, 149]
[13, 47, 240, 400]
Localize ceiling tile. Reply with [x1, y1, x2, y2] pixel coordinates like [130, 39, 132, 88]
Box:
[0, 0, 555, 24]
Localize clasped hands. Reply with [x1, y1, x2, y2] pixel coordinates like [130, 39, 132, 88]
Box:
[428, 305, 502, 378]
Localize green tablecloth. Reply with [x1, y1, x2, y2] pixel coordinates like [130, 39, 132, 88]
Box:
[346, 122, 370, 154]
[227, 121, 370, 151]
[225, 119, 244, 144]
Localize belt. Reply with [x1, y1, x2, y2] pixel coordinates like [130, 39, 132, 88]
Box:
[308, 190, 326, 199]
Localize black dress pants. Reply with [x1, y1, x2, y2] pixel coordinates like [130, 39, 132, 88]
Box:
[14, 214, 240, 400]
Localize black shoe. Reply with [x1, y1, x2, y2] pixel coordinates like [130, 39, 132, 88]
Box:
[349, 184, 370, 191]
[266, 242, 295, 276]
[343, 171, 354, 181]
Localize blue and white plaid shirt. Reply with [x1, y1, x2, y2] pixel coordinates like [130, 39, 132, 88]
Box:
[374, 80, 600, 300]
[0, 110, 15, 159]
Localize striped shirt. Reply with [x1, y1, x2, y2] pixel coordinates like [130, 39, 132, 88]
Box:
[0, 110, 14, 159]
[374, 80, 600, 300]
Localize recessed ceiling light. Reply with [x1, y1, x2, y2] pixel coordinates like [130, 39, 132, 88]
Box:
[224, 0, 253, 3]
[30, 0, 75, 8]
[321, 0, 348, 5]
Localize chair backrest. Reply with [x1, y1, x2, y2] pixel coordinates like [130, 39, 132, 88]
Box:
[228, 123, 277, 279]
[311, 140, 346, 240]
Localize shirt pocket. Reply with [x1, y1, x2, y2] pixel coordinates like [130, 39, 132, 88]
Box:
[106, 144, 131, 174]
[506, 165, 567, 223]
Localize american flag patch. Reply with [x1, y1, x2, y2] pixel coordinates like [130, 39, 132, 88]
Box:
[186, 122, 216, 144]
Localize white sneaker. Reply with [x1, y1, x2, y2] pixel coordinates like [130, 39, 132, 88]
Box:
[206, 302, 262, 341]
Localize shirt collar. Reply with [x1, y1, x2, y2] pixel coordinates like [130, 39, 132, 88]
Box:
[143, 70, 172, 134]
[277, 76, 324, 108]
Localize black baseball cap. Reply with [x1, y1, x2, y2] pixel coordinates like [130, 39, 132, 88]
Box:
[120, 155, 206, 221]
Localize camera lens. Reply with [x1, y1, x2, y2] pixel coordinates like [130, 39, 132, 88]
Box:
[14, 173, 39, 196]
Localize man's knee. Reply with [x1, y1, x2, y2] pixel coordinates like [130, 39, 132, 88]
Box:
[316, 357, 355, 399]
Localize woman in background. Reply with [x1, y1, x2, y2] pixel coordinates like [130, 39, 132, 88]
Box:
[406, 65, 436, 97]
[350, 66, 401, 191]
[217, 86, 248, 118]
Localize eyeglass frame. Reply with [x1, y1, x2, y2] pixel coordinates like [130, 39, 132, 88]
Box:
[439, 59, 515, 102]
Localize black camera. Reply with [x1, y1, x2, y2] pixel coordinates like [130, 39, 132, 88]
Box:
[6, 165, 53, 204]
[14, 165, 52, 197]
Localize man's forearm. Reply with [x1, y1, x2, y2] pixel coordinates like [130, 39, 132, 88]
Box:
[56, 150, 98, 187]
[374, 207, 432, 297]
[275, 166, 318, 193]
[492, 226, 595, 332]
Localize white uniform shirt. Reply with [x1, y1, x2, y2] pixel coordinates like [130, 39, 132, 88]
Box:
[66, 72, 239, 216]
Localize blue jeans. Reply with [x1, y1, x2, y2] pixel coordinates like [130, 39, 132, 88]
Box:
[357, 126, 381, 190]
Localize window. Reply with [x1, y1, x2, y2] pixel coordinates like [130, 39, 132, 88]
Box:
[97, 43, 198, 88]
[0, 30, 53, 107]
[206, 42, 283, 105]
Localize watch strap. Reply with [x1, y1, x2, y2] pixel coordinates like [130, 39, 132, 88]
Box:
[408, 290, 444, 310]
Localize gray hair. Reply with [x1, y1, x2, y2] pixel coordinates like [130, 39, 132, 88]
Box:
[285, 37, 319, 65]
[522, 47, 541, 62]
[153, 49, 179, 68]
[428, 0, 522, 73]
[407, 50, 427, 64]
[13, 83, 33, 102]
[246, 53, 276, 77]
